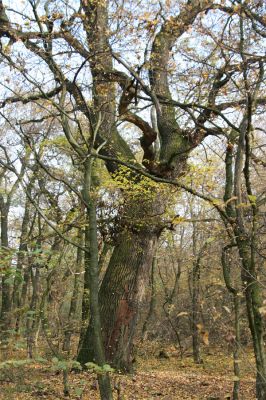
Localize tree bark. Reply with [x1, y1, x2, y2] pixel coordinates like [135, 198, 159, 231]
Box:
[237, 235, 266, 399]
[221, 244, 240, 400]
[63, 229, 83, 353]
[78, 230, 158, 372]
[233, 116, 266, 399]
[142, 255, 157, 341]
[191, 251, 203, 364]
[26, 266, 40, 358]
[190, 217, 205, 364]
[82, 159, 113, 399]
[224, 113, 266, 399]
[12, 188, 32, 331]
[0, 204, 11, 339]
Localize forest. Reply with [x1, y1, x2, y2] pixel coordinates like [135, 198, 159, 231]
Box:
[0, 0, 265, 399]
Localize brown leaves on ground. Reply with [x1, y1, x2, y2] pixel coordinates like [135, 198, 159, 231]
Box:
[0, 345, 256, 400]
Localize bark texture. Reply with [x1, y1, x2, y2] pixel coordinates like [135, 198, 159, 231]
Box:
[78, 232, 158, 371]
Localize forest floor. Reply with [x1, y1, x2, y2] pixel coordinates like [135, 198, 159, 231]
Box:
[0, 341, 256, 399]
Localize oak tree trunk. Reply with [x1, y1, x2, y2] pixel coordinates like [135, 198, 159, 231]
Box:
[78, 231, 158, 372]
[142, 255, 157, 341]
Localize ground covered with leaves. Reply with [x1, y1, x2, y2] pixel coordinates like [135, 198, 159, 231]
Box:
[0, 342, 256, 399]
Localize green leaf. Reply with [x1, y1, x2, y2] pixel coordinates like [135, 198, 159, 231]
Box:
[14, 341, 27, 350]
[85, 362, 98, 370]
[85, 362, 114, 374]
[71, 360, 82, 370]
[205, 237, 215, 244]
[4, 276, 14, 285]
[248, 194, 257, 204]
[74, 387, 84, 396]
[27, 310, 36, 315]
[102, 364, 115, 373]
[35, 357, 48, 363]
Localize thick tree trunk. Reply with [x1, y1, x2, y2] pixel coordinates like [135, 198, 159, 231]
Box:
[142, 255, 157, 341]
[78, 231, 157, 372]
[99, 242, 113, 280]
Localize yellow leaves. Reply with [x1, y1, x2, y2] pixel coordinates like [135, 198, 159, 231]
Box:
[247, 194, 257, 204]
[167, 304, 176, 314]
[112, 165, 160, 201]
[2, 43, 11, 55]
[145, 19, 159, 30]
[225, 196, 237, 205]
[44, 136, 69, 149]
[258, 306, 266, 316]
[212, 312, 221, 322]
[38, 13, 63, 23]
[172, 216, 185, 225]
[0, 340, 255, 399]
[176, 311, 189, 317]
[196, 323, 203, 331]
[25, 144, 32, 158]
[141, 12, 152, 21]
[186, 162, 216, 189]
[205, 237, 215, 244]
[236, 202, 252, 209]
[202, 331, 209, 346]
[38, 15, 48, 23]
[139, 11, 159, 30]
[51, 13, 64, 20]
[168, 60, 177, 73]
[222, 306, 231, 314]
[212, 199, 223, 207]
[197, 324, 209, 346]
[233, 4, 241, 13]
[210, 277, 224, 286]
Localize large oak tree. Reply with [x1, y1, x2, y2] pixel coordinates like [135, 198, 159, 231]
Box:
[0, 2, 265, 395]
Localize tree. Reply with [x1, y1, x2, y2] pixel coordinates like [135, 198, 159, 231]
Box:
[0, 0, 265, 376]
[0, 135, 27, 338]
